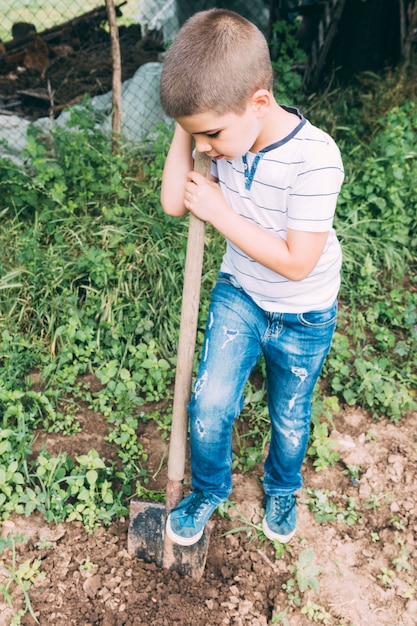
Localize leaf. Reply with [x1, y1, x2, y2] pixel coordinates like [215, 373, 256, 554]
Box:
[298, 547, 314, 568]
[86, 470, 98, 486]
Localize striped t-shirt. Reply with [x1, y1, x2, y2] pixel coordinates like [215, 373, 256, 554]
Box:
[213, 107, 344, 313]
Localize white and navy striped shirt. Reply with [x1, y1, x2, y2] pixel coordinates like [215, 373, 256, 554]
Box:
[213, 107, 344, 313]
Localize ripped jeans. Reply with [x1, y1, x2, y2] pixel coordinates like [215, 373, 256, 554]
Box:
[188, 273, 337, 501]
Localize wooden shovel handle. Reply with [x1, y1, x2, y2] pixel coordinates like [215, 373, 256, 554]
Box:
[166, 151, 211, 512]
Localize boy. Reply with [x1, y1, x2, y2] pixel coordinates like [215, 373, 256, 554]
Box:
[160, 9, 344, 546]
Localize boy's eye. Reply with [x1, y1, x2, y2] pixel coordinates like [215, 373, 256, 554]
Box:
[206, 131, 220, 138]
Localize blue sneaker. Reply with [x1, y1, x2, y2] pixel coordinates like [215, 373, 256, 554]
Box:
[166, 491, 220, 546]
[262, 494, 297, 543]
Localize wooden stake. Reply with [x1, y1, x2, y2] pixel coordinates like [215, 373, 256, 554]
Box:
[105, 0, 122, 150]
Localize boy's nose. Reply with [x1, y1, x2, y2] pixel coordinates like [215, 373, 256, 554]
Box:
[195, 138, 212, 153]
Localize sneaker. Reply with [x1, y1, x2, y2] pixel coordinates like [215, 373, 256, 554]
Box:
[262, 494, 297, 543]
[165, 490, 219, 546]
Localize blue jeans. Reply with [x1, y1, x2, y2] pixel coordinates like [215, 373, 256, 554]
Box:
[188, 273, 337, 501]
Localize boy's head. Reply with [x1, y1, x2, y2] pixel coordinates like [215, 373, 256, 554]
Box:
[159, 9, 273, 119]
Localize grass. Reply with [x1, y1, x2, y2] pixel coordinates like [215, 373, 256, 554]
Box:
[1, 1, 102, 41]
[0, 0, 141, 42]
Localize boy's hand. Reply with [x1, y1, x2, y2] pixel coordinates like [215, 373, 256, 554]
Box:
[184, 171, 227, 222]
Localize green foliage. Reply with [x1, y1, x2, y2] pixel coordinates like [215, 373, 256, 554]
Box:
[308, 394, 340, 470]
[305, 489, 363, 526]
[291, 548, 322, 593]
[271, 20, 307, 103]
[281, 548, 322, 610]
[0, 533, 45, 624]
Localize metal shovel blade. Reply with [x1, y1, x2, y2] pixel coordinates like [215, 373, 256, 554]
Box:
[127, 501, 166, 567]
[127, 500, 213, 580]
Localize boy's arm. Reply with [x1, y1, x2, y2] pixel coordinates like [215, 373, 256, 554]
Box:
[183, 171, 329, 281]
[160, 124, 194, 217]
[214, 209, 328, 281]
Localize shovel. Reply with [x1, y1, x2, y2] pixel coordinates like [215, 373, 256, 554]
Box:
[128, 151, 213, 581]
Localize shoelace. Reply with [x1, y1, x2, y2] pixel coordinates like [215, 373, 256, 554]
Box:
[184, 495, 214, 521]
[271, 495, 294, 519]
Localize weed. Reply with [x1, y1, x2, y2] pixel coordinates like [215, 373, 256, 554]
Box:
[105, 415, 149, 485]
[219, 500, 265, 543]
[134, 485, 165, 503]
[391, 533, 412, 572]
[390, 515, 406, 531]
[271, 605, 290, 625]
[305, 489, 363, 526]
[79, 557, 97, 572]
[343, 465, 362, 482]
[364, 492, 391, 510]
[290, 547, 322, 594]
[280, 548, 322, 612]
[0, 533, 45, 624]
[377, 567, 395, 587]
[301, 600, 332, 624]
[307, 394, 340, 471]
[270, 20, 306, 103]
[65, 449, 128, 531]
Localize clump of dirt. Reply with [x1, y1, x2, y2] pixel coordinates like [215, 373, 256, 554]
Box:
[1, 407, 417, 625]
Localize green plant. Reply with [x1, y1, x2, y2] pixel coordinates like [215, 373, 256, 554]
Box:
[0, 418, 33, 520]
[79, 556, 97, 572]
[391, 533, 412, 572]
[390, 515, 406, 531]
[232, 423, 264, 472]
[271, 605, 290, 625]
[270, 20, 307, 103]
[0, 533, 45, 624]
[343, 464, 362, 483]
[64, 449, 128, 531]
[307, 394, 340, 471]
[290, 548, 322, 593]
[105, 414, 149, 486]
[282, 548, 322, 609]
[301, 600, 332, 624]
[219, 500, 265, 543]
[305, 489, 363, 526]
[377, 567, 395, 588]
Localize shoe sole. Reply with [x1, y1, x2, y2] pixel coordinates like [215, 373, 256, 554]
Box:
[165, 515, 204, 546]
[262, 517, 296, 543]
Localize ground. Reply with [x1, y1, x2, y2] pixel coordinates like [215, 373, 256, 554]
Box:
[1, 405, 416, 626]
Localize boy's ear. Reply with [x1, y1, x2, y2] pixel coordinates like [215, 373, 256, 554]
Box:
[250, 89, 271, 115]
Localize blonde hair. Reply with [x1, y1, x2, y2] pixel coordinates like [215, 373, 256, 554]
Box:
[160, 9, 273, 117]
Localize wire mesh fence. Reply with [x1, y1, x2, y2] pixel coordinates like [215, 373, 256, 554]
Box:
[0, 0, 273, 155]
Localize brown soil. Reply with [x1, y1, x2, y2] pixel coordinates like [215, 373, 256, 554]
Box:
[1, 406, 417, 626]
[0, 16, 163, 120]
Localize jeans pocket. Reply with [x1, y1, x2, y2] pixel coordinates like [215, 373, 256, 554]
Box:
[217, 272, 243, 291]
[298, 301, 338, 328]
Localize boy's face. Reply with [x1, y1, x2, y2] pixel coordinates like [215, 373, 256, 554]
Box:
[177, 104, 263, 160]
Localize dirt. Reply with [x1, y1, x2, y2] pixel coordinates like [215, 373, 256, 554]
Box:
[0, 15, 164, 121]
[1, 405, 417, 626]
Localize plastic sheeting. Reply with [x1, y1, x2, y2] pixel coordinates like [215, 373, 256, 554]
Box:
[0, 62, 166, 161]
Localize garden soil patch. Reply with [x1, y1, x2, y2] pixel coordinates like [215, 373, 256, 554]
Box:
[1, 407, 417, 625]
[0, 12, 163, 120]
